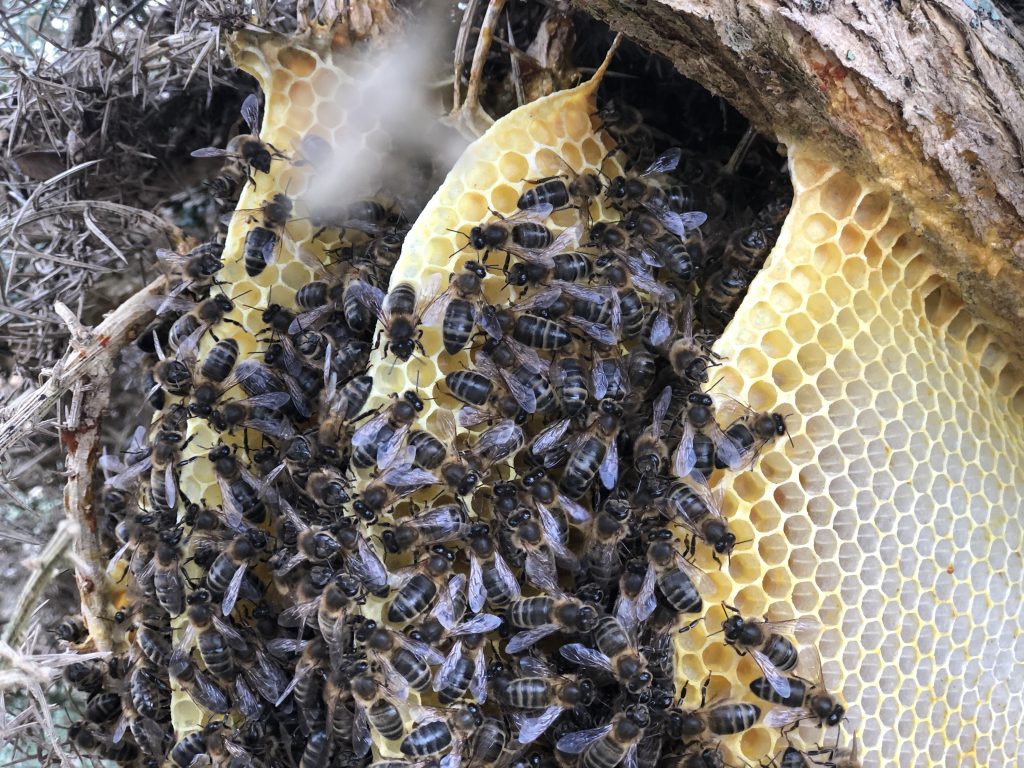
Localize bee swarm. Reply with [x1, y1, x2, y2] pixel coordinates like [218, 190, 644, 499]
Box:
[60, 12, 1024, 768]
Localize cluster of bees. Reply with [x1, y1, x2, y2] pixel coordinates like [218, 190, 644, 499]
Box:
[57, 90, 862, 768]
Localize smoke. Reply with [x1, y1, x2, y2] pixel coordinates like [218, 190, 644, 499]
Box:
[299, 16, 469, 221]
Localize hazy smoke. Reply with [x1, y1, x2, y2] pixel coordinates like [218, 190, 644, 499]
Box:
[299, 18, 468, 220]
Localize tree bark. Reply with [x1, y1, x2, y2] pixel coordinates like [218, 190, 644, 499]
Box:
[581, 0, 1024, 349]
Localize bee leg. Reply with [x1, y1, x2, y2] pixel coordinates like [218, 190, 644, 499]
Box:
[699, 674, 711, 708]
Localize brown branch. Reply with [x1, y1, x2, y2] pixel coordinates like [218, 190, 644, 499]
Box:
[0, 278, 166, 652]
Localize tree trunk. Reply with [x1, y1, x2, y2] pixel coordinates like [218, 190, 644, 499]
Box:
[582, 0, 1024, 349]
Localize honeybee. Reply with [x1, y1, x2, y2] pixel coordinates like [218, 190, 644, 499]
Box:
[555, 705, 650, 768]
[504, 500, 577, 593]
[400, 704, 482, 764]
[463, 206, 580, 270]
[191, 94, 282, 180]
[156, 241, 224, 289]
[424, 261, 502, 354]
[387, 545, 457, 626]
[505, 592, 599, 653]
[664, 480, 740, 561]
[752, 647, 846, 731]
[518, 156, 603, 228]
[350, 388, 424, 468]
[177, 590, 249, 681]
[351, 665, 406, 755]
[715, 398, 791, 470]
[605, 148, 708, 237]
[665, 678, 761, 739]
[351, 447, 439, 522]
[501, 655, 595, 744]
[623, 208, 704, 282]
[596, 100, 656, 169]
[559, 399, 623, 500]
[721, 605, 820, 699]
[431, 610, 502, 704]
[168, 650, 231, 714]
[465, 522, 521, 613]
[645, 528, 713, 617]
[560, 614, 652, 694]
[360, 622, 445, 700]
[382, 502, 470, 553]
[613, 557, 657, 635]
[633, 385, 673, 478]
[203, 531, 266, 616]
[349, 275, 442, 361]
[466, 341, 546, 417]
[673, 392, 743, 479]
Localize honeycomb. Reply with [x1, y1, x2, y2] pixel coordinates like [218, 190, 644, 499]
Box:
[112, 22, 1024, 768]
[700, 149, 1024, 766]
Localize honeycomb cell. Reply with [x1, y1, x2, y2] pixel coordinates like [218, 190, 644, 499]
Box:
[803, 212, 839, 242]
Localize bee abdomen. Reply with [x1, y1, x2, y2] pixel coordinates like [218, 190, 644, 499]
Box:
[707, 702, 761, 734]
[400, 720, 452, 757]
[750, 676, 806, 707]
[387, 573, 437, 624]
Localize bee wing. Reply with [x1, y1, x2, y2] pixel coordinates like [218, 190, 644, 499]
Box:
[556, 280, 611, 306]
[507, 203, 554, 223]
[710, 420, 745, 471]
[240, 93, 261, 136]
[352, 701, 372, 757]
[470, 646, 488, 703]
[560, 643, 613, 673]
[565, 312, 619, 346]
[468, 556, 486, 614]
[476, 303, 503, 340]
[374, 653, 410, 701]
[245, 417, 297, 441]
[592, 358, 610, 400]
[351, 409, 390, 447]
[652, 386, 672, 436]
[648, 309, 674, 348]
[677, 210, 708, 232]
[456, 613, 502, 635]
[190, 146, 235, 159]
[432, 578, 459, 631]
[636, 564, 658, 622]
[764, 617, 822, 636]
[624, 744, 640, 768]
[379, 463, 438, 490]
[507, 337, 548, 375]
[557, 493, 592, 525]
[347, 279, 387, 321]
[267, 637, 307, 658]
[287, 305, 333, 336]
[458, 406, 494, 428]
[470, 419, 523, 464]
[400, 634, 446, 666]
[215, 476, 247, 533]
[555, 724, 613, 755]
[513, 705, 565, 745]
[107, 455, 153, 490]
[192, 670, 231, 713]
[516, 655, 552, 677]
[376, 423, 412, 469]
[763, 706, 811, 729]
[221, 562, 249, 617]
[235, 677, 264, 721]
[417, 503, 471, 545]
[413, 272, 444, 317]
[211, 616, 249, 650]
[500, 369, 537, 414]
[512, 285, 562, 313]
[546, 221, 583, 255]
[239, 392, 292, 410]
[524, 549, 559, 593]
[493, 550, 522, 601]
[278, 596, 320, 629]
[751, 648, 793, 699]
[624, 253, 674, 301]
[351, 535, 389, 594]
[599, 440, 619, 490]
[421, 285, 454, 325]
[506, 624, 558, 654]
[111, 714, 128, 744]
[433, 639, 465, 692]
[641, 147, 682, 176]
[673, 419, 698, 479]
[675, 552, 716, 596]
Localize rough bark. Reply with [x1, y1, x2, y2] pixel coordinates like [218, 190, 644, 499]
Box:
[582, 0, 1024, 349]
